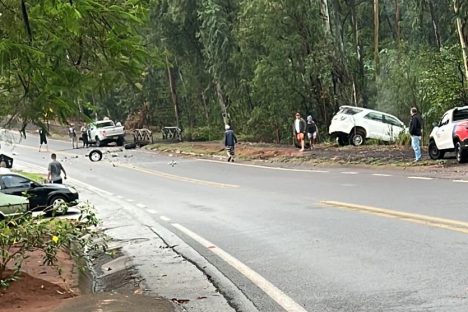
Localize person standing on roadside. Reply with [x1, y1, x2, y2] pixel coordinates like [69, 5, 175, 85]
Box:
[409, 107, 423, 162]
[306, 115, 318, 149]
[80, 123, 89, 148]
[47, 153, 67, 184]
[38, 126, 49, 152]
[224, 124, 237, 162]
[293, 112, 306, 152]
[68, 124, 78, 149]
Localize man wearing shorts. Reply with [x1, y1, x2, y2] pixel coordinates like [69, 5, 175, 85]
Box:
[306, 115, 318, 148]
[38, 126, 48, 152]
[293, 112, 306, 151]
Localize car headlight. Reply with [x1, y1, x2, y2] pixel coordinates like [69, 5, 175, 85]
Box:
[68, 187, 78, 194]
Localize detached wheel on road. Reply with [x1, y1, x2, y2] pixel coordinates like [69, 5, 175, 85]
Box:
[349, 130, 365, 146]
[428, 141, 444, 160]
[455, 142, 468, 163]
[89, 149, 103, 162]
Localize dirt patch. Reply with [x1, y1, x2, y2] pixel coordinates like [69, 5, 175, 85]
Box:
[0, 249, 77, 312]
[148, 141, 468, 179]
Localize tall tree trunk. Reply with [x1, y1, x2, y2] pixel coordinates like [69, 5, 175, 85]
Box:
[350, 0, 366, 107]
[373, 0, 380, 76]
[428, 0, 442, 49]
[330, 0, 352, 109]
[319, 0, 332, 38]
[454, 0, 468, 85]
[395, 0, 401, 51]
[165, 54, 180, 128]
[215, 81, 229, 125]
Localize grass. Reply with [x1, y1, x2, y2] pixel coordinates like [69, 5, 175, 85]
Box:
[15, 171, 45, 183]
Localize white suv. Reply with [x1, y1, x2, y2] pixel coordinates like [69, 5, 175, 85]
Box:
[329, 106, 407, 146]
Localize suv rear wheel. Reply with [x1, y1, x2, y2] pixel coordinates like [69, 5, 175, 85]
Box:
[456, 142, 468, 163]
[428, 140, 445, 160]
[349, 129, 366, 146]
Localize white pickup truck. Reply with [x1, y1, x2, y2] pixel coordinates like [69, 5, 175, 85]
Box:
[88, 119, 125, 147]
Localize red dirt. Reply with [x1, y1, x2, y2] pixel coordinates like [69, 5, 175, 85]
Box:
[0, 250, 78, 312]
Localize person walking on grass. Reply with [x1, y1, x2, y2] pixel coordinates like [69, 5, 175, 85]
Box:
[224, 124, 237, 162]
[38, 126, 48, 152]
[293, 112, 306, 151]
[47, 153, 67, 184]
[409, 107, 423, 162]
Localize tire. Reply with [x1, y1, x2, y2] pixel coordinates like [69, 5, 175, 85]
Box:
[89, 149, 103, 162]
[456, 142, 468, 163]
[46, 195, 68, 216]
[349, 130, 365, 146]
[116, 136, 125, 146]
[337, 135, 348, 146]
[428, 141, 445, 160]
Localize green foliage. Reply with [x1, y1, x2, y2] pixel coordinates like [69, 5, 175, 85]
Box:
[2, 0, 467, 144]
[184, 126, 222, 141]
[0, 0, 156, 127]
[376, 46, 465, 127]
[0, 201, 104, 288]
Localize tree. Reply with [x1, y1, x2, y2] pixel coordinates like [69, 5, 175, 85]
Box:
[453, 0, 468, 86]
[0, 0, 153, 127]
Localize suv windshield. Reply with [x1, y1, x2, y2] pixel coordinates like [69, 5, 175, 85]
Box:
[339, 107, 363, 115]
[96, 121, 115, 128]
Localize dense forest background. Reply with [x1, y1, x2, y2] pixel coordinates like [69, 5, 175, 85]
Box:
[1, 0, 468, 143]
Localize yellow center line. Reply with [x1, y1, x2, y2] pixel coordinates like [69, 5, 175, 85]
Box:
[14, 144, 238, 189]
[117, 163, 240, 189]
[320, 200, 468, 234]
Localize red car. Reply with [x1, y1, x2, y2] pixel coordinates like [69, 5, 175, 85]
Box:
[428, 106, 468, 163]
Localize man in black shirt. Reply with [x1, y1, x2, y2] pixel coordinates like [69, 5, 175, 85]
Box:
[224, 125, 237, 162]
[409, 107, 423, 162]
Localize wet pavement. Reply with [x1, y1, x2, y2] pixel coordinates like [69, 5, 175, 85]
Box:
[53, 292, 175, 312]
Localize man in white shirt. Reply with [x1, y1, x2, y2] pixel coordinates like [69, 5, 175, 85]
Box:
[293, 112, 306, 151]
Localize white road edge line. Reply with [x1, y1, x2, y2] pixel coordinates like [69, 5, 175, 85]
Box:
[372, 173, 392, 177]
[197, 158, 328, 174]
[160, 216, 171, 222]
[340, 171, 358, 175]
[453, 180, 468, 183]
[172, 223, 308, 312]
[408, 176, 433, 180]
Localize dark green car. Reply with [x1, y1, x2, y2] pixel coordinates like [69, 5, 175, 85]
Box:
[0, 193, 29, 219]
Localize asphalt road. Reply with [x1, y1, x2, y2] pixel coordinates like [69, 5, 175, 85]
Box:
[6, 134, 468, 311]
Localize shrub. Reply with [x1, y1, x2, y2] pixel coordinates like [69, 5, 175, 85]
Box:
[184, 126, 223, 141]
[0, 201, 105, 288]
